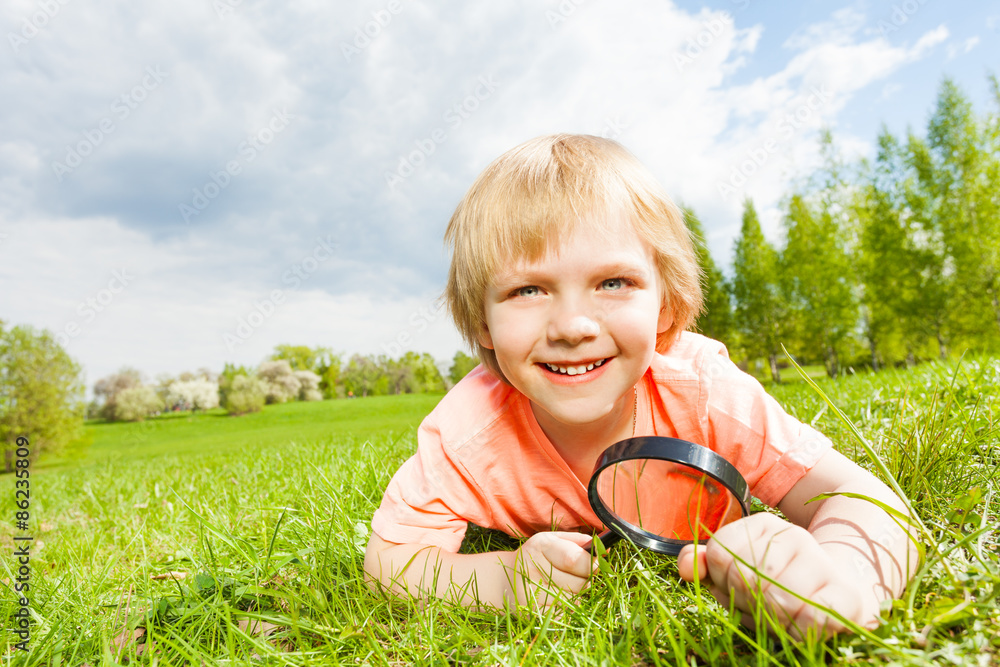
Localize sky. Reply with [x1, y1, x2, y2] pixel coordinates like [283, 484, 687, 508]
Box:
[1, 0, 998, 393]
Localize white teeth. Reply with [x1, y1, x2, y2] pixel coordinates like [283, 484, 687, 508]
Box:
[545, 358, 606, 375]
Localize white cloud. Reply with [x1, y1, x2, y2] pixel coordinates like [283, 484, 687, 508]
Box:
[947, 36, 980, 60]
[0, 0, 971, 386]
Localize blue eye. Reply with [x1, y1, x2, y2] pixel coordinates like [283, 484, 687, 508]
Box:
[514, 286, 539, 298]
[602, 279, 624, 291]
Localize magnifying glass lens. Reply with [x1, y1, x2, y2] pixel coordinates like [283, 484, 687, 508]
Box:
[594, 459, 744, 543]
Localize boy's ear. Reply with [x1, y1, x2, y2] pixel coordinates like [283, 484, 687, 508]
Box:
[477, 325, 495, 350]
[656, 302, 673, 334]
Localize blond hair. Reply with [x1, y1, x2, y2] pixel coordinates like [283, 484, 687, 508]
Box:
[444, 134, 703, 382]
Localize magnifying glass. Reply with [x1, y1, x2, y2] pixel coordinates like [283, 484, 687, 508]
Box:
[585, 437, 750, 556]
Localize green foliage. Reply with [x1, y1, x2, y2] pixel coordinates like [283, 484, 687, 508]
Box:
[683, 206, 734, 345]
[731, 198, 784, 381]
[723, 78, 1000, 370]
[448, 350, 479, 385]
[218, 362, 255, 407]
[780, 190, 858, 377]
[340, 354, 388, 398]
[223, 374, 267, 416]
[923, 78, 1000, 350]
[270, 344, 342, 398]
[0, 321, 84, 468]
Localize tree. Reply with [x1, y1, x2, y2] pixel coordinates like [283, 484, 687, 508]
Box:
[923, 78, 1000, 349]
[448, 351, 479, 385]
[682, 206, 734, 344]
[855, 126, 945, 367]
[408, 352, 446, 393]
[341, 354, 388, 397]
[730, 199, 785, 382]
[218, 362, 255, 407]
[293, 369, 323, 401]
[314, 351, 341, 399]
[166, 379, 220, 412]
[270, 344, 322, 371]
[257, 360, 301, 404]
[270, 344, 341, 398]
[223, 375, 266, 415]
[780, 193, 858, 377]
[905, 133, 955, 359]
[115, 386, 164, 422]
[93, 367, 143, 420]
[0, 321, 84, 469]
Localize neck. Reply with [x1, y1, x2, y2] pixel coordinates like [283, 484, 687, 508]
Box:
[531, 389, 636, 484]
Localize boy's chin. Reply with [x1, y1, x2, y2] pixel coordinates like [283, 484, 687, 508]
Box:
[531, 398, 621, 428]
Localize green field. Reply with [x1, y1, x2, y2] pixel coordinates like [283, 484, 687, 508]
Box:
[1, 359, 998, 665]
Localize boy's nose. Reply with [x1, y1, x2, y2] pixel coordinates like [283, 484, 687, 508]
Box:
[548, 313, 600, 344]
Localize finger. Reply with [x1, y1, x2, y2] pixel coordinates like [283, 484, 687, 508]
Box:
[783, 579, 859, 640]
[677, 544, 710, 582]
[707, 515, 799, 601]
[540, 533, 597, 578]
[517, 550, 592, 596]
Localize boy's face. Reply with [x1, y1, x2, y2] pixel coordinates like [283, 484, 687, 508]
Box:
[479, 217, 671, 430]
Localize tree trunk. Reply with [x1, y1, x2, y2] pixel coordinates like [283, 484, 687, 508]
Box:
[825, 345, 839, 378]
[768, 353, 781, 384]
[990, 284, 1000, 338]
[935, 327, 948, 360]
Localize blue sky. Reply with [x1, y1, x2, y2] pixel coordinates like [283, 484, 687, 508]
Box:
[1, 0, 998, 391]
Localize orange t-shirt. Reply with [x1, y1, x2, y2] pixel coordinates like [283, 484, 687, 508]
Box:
[371, 333, 831, 552]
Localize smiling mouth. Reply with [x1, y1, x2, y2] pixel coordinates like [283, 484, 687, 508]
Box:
[541, 358, 608, 376]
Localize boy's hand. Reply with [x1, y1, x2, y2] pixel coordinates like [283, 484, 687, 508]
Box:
[677, 513, 880, 639]
[505, 532, 597, 609]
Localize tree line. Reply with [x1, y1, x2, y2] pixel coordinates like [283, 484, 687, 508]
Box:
[83, 345, 480, 423]
[691, 77, 1000, 381]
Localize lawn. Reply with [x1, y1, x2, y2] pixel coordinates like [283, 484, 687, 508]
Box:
[1, 358, 998, 665]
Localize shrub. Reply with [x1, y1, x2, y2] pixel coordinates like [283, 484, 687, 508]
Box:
[114, 386, 164, 422]
[223, 375, 266, 415]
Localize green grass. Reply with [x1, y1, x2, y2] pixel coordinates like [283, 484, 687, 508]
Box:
[1, 360, 998, 665]
[43, 393, 444, 470]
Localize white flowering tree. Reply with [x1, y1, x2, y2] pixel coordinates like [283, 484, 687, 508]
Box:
[293, 369, 322, 401]
[258, 360, 300, 404]
[115, 386, 164, 421]
[166, 378, 220, 412]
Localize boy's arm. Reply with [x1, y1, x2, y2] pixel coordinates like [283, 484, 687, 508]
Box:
[364, 530, 596, 609]
[678, 448, 920, 637]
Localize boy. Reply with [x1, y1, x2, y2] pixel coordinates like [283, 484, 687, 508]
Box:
[365, 134, 917, 637]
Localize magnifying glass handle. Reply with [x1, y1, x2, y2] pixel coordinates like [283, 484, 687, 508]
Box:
[583, 529, 622, 554]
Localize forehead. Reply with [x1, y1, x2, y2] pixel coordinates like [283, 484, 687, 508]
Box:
[494, 215, 656, 280]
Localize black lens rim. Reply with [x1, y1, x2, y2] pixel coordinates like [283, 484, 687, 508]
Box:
[587, 436, 751, 556]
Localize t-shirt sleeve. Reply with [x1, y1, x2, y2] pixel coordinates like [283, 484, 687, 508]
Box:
[370, 416, 493, 552]
[696, 343, 832, 507]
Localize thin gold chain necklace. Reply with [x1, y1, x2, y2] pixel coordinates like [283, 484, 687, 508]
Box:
[631, 386, 638, 437]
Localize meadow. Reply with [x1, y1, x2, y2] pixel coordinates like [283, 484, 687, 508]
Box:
[1, 358, 997, 666]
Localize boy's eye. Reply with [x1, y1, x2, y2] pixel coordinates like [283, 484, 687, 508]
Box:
[601, 278, 625, 291]
[512, 285, 540, 298]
